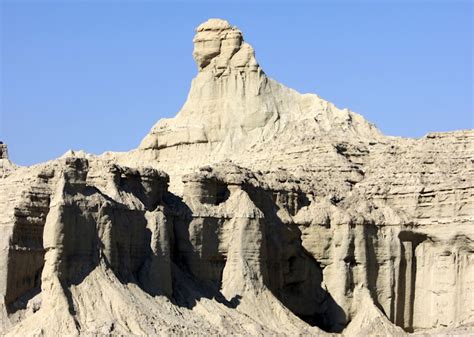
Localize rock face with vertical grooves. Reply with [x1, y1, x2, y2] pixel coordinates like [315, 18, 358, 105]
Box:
[0, 18, 473, 336]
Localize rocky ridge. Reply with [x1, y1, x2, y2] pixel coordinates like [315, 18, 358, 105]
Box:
[0, 18, 473, 336]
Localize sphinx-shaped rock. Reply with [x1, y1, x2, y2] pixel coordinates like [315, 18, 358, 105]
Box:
[192, 18, 257, 74]
[134, 20, 381, 195]
[1, 18, 473, 336]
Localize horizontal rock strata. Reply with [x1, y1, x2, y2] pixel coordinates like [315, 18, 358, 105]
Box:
[1, 18, 472, 336]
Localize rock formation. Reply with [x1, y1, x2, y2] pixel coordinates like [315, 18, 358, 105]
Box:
[1, 18, 473, 336]
[0, 142, 15, 178]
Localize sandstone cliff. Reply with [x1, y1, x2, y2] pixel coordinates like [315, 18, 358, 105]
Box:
[1, 19, 472, 336]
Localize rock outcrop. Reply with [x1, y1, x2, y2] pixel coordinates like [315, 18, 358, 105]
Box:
[1, 19, 472, 336]
[133, 18, 381, 193]
[0, 142, 15, 177]
[0, 142, 8, 160]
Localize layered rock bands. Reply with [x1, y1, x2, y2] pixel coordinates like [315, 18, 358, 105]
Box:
[1, 18, 473, 336]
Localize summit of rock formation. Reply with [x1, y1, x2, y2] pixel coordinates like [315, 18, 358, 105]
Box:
[0, 142, 15, 177]
[192, 18, 253, 71]
[0, 142, 8, 159]
[1, 19, 473, 336]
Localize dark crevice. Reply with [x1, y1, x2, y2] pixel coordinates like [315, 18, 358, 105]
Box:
[395, 231, 427, 332]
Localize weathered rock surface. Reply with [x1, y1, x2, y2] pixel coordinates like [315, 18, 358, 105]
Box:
[1, 18, 473, 336]
[0, 143, 15, 177]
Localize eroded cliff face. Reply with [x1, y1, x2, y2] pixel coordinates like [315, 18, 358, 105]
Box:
[1, 18, 472, 336]
[131, 18, 381, 194]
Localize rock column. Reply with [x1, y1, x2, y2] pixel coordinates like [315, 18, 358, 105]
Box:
[0, 142, 8, 159]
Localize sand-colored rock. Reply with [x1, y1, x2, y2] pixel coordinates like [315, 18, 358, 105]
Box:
[0, 143, 16, 178]
[1, 18, 472, 336]
[133, 18, 381, 194]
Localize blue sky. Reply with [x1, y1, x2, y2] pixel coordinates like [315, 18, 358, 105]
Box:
[1, 1, 472, 166]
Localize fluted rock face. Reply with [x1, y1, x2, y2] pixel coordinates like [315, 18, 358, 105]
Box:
[1, 18, 473, 336]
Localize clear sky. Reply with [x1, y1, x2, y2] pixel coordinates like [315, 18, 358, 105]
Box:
[1, 0, 472, 166]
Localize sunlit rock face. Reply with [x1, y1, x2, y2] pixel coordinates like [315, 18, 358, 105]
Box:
[192, 19, 245, 71]
[135, 18, 381, 195]
[1, 18, 473, 337]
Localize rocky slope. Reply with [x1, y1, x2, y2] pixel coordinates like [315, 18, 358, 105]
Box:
[1, 18, 473, 336]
